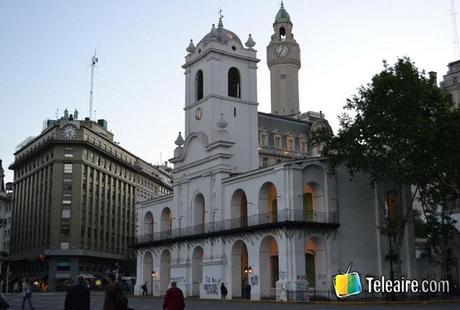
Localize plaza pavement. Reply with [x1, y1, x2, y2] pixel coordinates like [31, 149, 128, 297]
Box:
[3, 291, 460, 310]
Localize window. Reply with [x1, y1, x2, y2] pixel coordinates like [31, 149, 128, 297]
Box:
[56, 259, 71, 271]
[259, 131, 268, 146]
[454, 76, 458, 84]
[274, 135, 282, 149]
[287, 138, 294, 151]
[279, 27, 286, 40]
[280, 74, 286, 80]
[228, 67, 241, 98]
[195, 70, 204, 101]
[62, 209, 71, 219]
[60, 242, 69, 250]
[263, 157, 268, 167]
[64, 147, 74, 158]
[62, 199, 71, 205]
[64, 164, 72, 174]
[299, 140, 307, 153]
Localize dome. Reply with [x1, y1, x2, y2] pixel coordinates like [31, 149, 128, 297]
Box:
[199, 18, 243, 46]
[275, 2, 291, 23]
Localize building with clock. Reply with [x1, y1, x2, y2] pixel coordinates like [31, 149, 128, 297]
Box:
[8, 110, 173, 290]
[134, 3, 417, 302]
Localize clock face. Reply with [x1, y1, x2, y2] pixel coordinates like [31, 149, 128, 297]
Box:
[195, 107, 203, 120]
[275, 44, 289, 58]
[63, 125, 77, 140]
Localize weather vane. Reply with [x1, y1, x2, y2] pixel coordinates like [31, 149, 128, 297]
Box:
[218, 7, 223, 19]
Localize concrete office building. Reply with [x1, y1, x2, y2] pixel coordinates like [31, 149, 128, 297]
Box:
[9, 112, 172, 290]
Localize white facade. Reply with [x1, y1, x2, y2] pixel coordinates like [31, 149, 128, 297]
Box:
[135, 7, 417, 301]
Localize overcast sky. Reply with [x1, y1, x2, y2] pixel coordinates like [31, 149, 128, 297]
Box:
[0, 0, 455, 182]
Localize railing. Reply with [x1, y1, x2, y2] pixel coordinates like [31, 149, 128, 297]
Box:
[136, 209, 338, 245]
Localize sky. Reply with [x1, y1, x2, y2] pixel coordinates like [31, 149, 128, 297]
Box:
[0, 0, 455, 183]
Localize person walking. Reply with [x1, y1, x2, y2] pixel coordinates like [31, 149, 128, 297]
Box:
[141, 281, 148, 296]
[64, 276, 90, 310]
[21, 279, 34, 310]
[162, 281, 185, 310]
[103, 274, 128, 310]
[220, 282, 228, 300]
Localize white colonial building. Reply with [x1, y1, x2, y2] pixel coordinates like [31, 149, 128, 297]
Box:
[134, 4, 417, 301]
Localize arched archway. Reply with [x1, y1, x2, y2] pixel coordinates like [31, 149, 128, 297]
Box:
[228, 67, 241, 98]
[231, 240, 249, 298]
[258, 182, 278, 223]
[161, 208, 172, 238]
[305, 237, 326, 289]
[195, 70, 203, 101]
[144, 212, 154, 236]
[259, 235, 279, 298]
[143, 252, 153, 295]
[231, 189, 248, 228]
[192, 246, 204, 296]
[193, 193, 205, 233]
[160, 250, 171, 294]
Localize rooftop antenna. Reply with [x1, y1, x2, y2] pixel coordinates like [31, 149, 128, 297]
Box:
[89, 50, 99, 120]
[451, 0, 460, 59]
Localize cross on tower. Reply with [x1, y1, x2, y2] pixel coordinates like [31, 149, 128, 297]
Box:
[218, 7, 223, 19]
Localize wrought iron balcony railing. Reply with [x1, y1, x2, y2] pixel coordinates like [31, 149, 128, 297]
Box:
[136, 209, 338, 245]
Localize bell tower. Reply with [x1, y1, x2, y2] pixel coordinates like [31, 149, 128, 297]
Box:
[267, 2, 301, 116]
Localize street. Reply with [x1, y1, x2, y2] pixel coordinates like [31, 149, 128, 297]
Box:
[2, 292, 460, 310]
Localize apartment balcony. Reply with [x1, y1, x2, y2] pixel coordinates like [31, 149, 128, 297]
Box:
[135, 209, 339, 247]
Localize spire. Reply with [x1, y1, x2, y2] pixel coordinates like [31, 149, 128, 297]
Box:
[186, 39, 196, 53]
[275, 1, 291, 23]
[218, 7, 224, 28]
[245, 34, 256, 48]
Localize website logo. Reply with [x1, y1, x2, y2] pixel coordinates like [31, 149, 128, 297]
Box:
[333, 263, 362, 298]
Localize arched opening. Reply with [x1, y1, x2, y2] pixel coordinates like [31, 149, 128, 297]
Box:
[143, 252, 153, 295]
[144, 212, 154, 236]
[305, 237, 326, 290]
[230, 189, 248, 228]
[160, 208, 172, 238]
[259, 235, 279, 298]
[193, 193, 205, 233]
[192, 246, 204, 296]
[303, 184, 315, 221]
[279, 27, 286, 40]
[160, 250, 171, 294]
[258, 182, 278, 223]
[195, 70, 204, 101]
[231, 240, 249, 298]
[228, 67, 241, 98]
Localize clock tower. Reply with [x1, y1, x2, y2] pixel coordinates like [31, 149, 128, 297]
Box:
[267, 2, 301, 116]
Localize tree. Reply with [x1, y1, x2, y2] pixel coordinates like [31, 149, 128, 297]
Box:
[312, 57, 460, 285]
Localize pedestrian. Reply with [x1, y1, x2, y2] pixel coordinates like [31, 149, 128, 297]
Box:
[246, 283, 251, 300]
[220, 282, 228, 300]
[162, 281, 185, 310]
[21, 279, 34, 310]
[141, 281, 148, 296]
[103, 273, 128, 310]
[13, 282, 18, 294]
[64, 276, 90, 310]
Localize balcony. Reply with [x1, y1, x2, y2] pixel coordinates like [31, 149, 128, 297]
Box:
[135, 209, 339, 247]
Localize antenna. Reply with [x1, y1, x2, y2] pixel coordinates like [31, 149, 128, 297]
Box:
[451, 0, 460, 59]
[89, 50, 99, 120]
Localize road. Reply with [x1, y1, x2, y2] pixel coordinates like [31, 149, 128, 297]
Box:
[3, 292, 460, 310]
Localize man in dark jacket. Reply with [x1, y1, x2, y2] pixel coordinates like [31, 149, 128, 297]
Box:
[162, 281, 185, 310]
[64, 276, 90, 310]
[103, 274, 128, 310]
